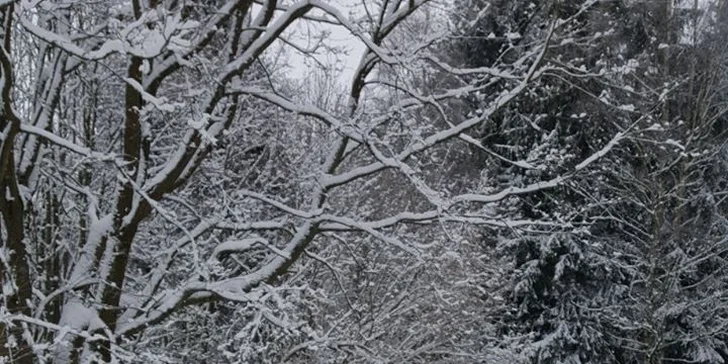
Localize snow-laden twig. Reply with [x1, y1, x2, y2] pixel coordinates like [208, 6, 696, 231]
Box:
[19, 124, 117, 161]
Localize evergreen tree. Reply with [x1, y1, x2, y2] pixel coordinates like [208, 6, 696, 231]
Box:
[447, 0, 728, 362]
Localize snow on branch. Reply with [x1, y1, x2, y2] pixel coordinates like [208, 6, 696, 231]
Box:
[19, 124, 117, 161]
[211, 237, 291, 261]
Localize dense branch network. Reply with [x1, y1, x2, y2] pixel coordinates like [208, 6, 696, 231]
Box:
[0, 0, 631, 363]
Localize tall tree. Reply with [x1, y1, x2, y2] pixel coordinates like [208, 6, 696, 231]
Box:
[446, 0, 728, 363]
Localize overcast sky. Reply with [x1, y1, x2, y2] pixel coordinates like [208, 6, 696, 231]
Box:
[275, 1, 368, 88]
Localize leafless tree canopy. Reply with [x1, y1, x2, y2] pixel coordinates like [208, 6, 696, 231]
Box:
[2, 0, 728, 363]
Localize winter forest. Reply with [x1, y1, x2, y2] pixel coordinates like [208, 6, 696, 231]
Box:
[2, 0, 728, 363]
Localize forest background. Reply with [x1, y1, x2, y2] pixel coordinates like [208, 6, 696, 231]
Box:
[2, 0, 728, 363]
